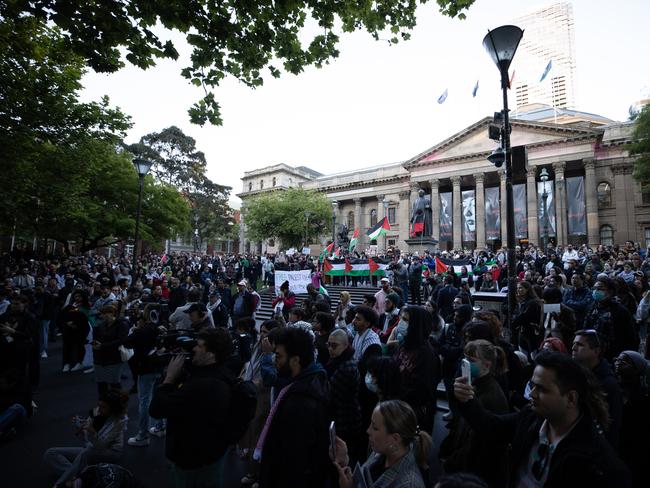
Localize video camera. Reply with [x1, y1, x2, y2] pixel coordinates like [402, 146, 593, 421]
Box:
[153, 328, 197, 367]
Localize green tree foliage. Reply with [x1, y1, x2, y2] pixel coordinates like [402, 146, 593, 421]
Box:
[242, 188, 332, 249]
[0, 1, 475, 125]
[631, 104, 650, 188]
[128, 126, 234, 246]
[0, 18, 190, 252]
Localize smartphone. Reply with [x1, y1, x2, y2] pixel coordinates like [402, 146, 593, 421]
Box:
[329, 421, 336, 457]
[461, 358, 472, 385]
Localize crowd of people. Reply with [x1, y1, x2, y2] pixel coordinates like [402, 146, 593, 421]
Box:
[0, 240, 649, 488]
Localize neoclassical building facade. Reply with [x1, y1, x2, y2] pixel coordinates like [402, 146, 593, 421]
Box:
[238, 105, 646, 253]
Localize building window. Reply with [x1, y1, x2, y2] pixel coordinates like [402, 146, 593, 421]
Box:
[268, 239, 275, 247]
[260, 179, 264, 189]
[347, 211, 355, 230]
[388, 207, 396, 225]
[370, 209, 377, 227]
[272, 177, 276, 187]
[248, 182, 252, 192]
[600, 225, 614, 247]
[388, 238, 396, 247]
[643, 192, 650, 205]
[597, 182, 611, 208]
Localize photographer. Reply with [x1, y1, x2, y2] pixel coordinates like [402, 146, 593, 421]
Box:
[149, 328, 235, 487]
[124, 304, 165, 447]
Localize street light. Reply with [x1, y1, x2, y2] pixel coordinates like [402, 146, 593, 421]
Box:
[132, 158, 152, 281]
[304, 210, 311, 245]
[193, 212, 200, 253]
[382, 197, 389, 254]
[539, 167, 550, 252]
[331, 201, 338, 250]
[483, 24, 524, 329]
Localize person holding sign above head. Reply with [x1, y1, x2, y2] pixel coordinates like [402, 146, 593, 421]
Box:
[271, 281, 296, 322]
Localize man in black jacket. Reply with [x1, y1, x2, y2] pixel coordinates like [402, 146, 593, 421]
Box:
[454, 352, 631, 488]
[571, 329, 623, 448]
[437, 275, 460, 321]
[258, 327, 331, 488]
[149, 328, 233, 488]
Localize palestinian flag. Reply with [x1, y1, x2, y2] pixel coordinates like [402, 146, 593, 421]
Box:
[367, 217, 390, 241]
[435, 257, 473, 275]
[349, 229, 359, 252]
[319, 242, 335, 262]
[324, 258, 389, 276]
[334, 247, 341, 257]
[409, 222, 424, 238]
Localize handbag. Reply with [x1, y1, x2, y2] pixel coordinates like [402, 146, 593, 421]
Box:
[119, 345, 134, 362]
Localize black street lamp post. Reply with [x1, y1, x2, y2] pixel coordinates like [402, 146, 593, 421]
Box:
[331, 201, 338, 250]
[132, 158, 153, 283]
[483, 25, 523, 328]
[540, 168, 550, 252]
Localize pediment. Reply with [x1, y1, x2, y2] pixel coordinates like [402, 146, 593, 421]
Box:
[405, 117, 601, 168]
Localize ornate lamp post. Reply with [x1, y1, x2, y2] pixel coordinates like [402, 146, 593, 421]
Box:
[539, 167, 550, 252]
[483, 24, 524, 328]
[132, 158, 153, 282]
[382, 197, 389, 253]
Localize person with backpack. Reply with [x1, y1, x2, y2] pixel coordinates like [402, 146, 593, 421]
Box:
[149, 328, 238, 488]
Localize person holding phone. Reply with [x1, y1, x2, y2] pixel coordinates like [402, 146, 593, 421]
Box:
[331, 400, 431, 488]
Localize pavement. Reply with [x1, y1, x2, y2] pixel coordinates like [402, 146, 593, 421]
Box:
[0, 340, 246, 488]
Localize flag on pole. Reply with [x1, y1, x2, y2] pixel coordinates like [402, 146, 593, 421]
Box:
[508, 70, 516, 89]
[539, 60, 553, 82]
[367, 217, 390, 241]
[319, 242, 334, 262]
[349, 229, 359, 252]
[472, 80, 479, 97]
[437, 88, 448, 104]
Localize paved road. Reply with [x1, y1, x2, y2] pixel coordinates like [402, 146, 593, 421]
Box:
[1, 340, 246, 488]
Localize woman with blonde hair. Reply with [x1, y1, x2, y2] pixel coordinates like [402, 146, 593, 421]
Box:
[336, 291, 353, 328]
[332, 399, 432, 488]
[439, 340, 509, 487]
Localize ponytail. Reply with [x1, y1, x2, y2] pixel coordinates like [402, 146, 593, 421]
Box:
[412, 429, 433, 469]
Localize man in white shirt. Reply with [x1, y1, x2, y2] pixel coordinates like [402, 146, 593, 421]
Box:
[373, 278, 392, 315]
[562, 245, 579, 270]
[168, 289, 215, 330]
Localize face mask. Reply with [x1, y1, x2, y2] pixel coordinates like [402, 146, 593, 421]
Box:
[470, 361, 483, 378]
[592, 290, 606, 302]
[365, 373, 379, 393]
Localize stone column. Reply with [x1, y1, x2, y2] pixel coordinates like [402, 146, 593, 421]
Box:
[377, 194, 386, 222]
[353, 198, 363, 250]
[583, 159, 600, 247]
[553, 162, 567, 246]
[430, 179, 440, 242]
[526, 167, 539, 246]
[398, 191, 410, 247]
[239, 205, 246, 254]
[612, 164, 636, 244]
[475, 173, 486, 249]
[451, 176, 462, 250]
[499, 169, 507, 244]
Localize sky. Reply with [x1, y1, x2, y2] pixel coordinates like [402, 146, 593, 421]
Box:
[80, 0, 650, 205]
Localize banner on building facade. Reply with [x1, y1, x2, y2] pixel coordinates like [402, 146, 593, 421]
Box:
[537, 181, 557, 237]
[440, 192, 453, 240]
[485, 187, 501, 241]
[462, 190, 476, 242]
[274, 269, 312, 295]
[513, 184, 528, 239]
[566, 176, 587, 235]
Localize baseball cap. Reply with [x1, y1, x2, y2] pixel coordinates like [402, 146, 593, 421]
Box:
[380, 277, 390, 283]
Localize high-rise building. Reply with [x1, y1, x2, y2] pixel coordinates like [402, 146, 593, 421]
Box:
[511, 2, 577, 110]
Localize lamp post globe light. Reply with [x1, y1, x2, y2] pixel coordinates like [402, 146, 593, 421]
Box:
[482, 25, 523, 328]
[539, 167, 550, 252]
[132, 157, 153, 282]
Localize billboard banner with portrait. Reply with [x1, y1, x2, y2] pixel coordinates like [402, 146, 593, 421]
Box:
[440, 192, 453, 240]
[567, 176, 587, 235]
[485, 187, 500, 241]
[513, 184, 528, 239]
[462, 190, 476, 242]
[537, 181, 557, 237]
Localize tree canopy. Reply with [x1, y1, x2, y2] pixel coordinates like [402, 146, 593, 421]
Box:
[242, 188, 332, 249]
[0, 18, 190, 253]
[631, 103, 650, 188]
[1, 0, 476, 125]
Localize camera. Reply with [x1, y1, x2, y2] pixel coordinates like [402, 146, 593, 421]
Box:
[153, 329, 197, 367]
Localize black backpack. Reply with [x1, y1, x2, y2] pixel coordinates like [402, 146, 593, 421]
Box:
[223, 376, 258, 444]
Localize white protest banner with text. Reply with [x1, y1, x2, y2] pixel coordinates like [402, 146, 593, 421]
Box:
[274, 270, 312, 295]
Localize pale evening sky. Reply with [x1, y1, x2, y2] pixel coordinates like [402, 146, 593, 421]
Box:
[80, 0, 650, 204]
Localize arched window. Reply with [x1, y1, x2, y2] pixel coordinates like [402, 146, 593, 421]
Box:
[248, 182, 252, 192]
[600, 225, 614, 246]
[260, 179, 264, 189]
[272, 177, 276, 187]
[370, 209, 377, 227]
[597, 182, 611, 208]
[347, 211, 355, 229]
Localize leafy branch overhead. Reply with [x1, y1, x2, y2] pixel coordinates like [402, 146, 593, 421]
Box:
[1, 0, 476, 125]
[631, 104, 650, 189]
